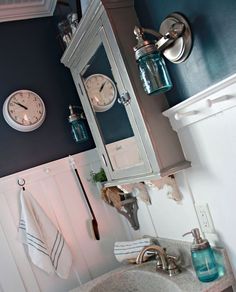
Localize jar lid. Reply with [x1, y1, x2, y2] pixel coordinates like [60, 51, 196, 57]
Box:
[133, 26, 158, 60]
[191, 239, 210, 251]
[68, 105, 79, 122]
[134, 43, 158, 60]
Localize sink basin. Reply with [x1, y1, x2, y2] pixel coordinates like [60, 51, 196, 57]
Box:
[90, 269, 181, 292]
[70, 260, 233, 292]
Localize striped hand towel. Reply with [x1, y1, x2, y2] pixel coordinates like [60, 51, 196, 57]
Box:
[114, 238, 154, 263]
[18, 189, 72, 279]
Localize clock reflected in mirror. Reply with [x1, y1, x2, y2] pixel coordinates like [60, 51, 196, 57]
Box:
[84, 74, 117, 112]
[2, 89, 46, 132]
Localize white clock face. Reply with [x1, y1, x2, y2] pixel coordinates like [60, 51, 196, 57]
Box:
[84, 74, 117, 112]
[3, 90, 46, 132]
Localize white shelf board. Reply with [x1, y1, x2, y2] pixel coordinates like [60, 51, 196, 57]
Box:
[163, 74, 236, 131]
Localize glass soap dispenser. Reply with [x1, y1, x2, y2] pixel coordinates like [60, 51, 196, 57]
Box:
[133, 26, 173, 95]
[183, 228, 219, 282]
[68, 105, 89, 143]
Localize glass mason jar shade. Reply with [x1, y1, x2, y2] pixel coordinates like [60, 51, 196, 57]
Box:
[68, 105, 89, 143]
[137, 52, 173, 95]
[58, 20, 72, 47]
[70, 118, 89, 143]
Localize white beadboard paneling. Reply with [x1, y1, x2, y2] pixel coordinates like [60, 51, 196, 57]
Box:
[54, 169, 106, 280]
[61, 159, 127, 279]
[30, 177, 85, 292]
[163, 74, 236, 276]
[136, 174, 199, 241]
[0, 149, 131, 292]
[178, 106, 236, 275]
[0, 222, 26, 292]
[0, 190, 41, 292]
[126, 171, 200, 243]
[40, 175, 89, 279]
[136, 201, 157, 237]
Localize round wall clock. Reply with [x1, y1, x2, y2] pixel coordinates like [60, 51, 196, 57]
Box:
[84, 74, 117, 112]
[2, 89, 46, 132]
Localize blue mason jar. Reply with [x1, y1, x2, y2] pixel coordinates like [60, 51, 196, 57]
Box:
[137, 51, 172, 95]
[133, 26, 173, 96]
[70, 118, 89, 143]
[191, 246, 219, 282]
[68, 105, 89, 143]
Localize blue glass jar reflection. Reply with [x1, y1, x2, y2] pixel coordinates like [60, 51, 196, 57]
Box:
[70, 118, 89, 143]
[137, 52, 173, 95]
[68, 105, 89, 143]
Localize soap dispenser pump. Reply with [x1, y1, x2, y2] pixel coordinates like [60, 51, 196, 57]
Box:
[183, 228, 219, 282]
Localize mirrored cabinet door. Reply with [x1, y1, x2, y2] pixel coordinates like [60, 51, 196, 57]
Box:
[75, 30, 152, 180]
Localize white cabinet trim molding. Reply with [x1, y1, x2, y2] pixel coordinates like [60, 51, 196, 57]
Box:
[163, 74, 236, 131]
[0, 0, 57, 22]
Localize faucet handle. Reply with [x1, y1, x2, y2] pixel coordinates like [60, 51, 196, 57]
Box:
[167, 258, 181, 276]
[167, 254, 180, 263]
[160, 247, 180, 264]
[155, 254, 163, 269]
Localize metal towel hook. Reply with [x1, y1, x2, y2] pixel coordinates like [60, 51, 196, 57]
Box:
[18, 178, 26, 191]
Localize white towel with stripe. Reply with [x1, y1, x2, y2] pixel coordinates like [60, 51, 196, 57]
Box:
[114, 238, 154, 263]
[18, 189, 72, 279]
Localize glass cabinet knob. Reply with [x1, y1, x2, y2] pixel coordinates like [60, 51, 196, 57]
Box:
[118, 92, 131, 105]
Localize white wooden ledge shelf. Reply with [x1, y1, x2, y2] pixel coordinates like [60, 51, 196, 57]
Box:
[163, 74, 236, 132]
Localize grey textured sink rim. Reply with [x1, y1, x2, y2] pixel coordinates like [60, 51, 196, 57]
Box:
[90, 269, 181, 292]
[71, 260, 234, 292]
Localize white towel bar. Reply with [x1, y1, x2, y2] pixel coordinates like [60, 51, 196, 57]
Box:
[174, 110, 200, 121]
[207, 95, 232, 107]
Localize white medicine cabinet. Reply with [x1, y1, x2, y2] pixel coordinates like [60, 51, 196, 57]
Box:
[61, 0, 190, 186]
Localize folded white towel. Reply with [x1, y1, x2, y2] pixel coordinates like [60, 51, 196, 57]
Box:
[114, 238, 153, 263]
[18, 189, 72, 279]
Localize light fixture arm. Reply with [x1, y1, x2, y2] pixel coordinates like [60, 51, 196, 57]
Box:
[155, 22, 185, 51]
[134, 26, 163, 41]
[134, 12, 192, 64]
[135, 22, 185, 53]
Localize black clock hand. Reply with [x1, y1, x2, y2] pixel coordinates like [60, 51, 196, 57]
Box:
[99, 81, 106, 92]
[13, 102, 28, 110]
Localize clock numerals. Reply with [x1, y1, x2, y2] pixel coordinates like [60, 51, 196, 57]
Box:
[85, 74, 117, 112]
[3, 90, 46, 131]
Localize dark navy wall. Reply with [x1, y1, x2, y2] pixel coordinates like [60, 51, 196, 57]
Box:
[0, 17, 94, 178]
[2, 0, 235, 177]
[134, 0, 236, 106]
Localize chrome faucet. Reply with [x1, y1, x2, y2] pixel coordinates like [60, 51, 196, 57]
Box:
[136, 245, 181, 276]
